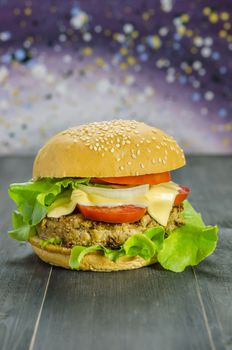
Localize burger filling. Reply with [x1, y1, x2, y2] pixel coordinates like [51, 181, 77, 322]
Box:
[33, 175, 188, 250]
[37, 204, 184, 249]
[8, 173, 218, 272]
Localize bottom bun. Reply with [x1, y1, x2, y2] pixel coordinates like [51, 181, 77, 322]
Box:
[29, 236, 156, 272]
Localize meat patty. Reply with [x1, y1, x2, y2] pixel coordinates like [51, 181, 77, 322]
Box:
[37, 205, 184, 249]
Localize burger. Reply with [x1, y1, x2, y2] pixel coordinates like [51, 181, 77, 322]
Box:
[8, 120, 218, 272]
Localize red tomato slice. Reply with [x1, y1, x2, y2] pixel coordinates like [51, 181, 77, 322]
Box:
[78, 205, 147, 223]
[174, 186, 190, 205]
[92, 172, 171, 185]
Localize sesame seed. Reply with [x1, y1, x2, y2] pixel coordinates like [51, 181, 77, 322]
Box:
[61, 121, 176, 162]
[127, 161, 132, 165]
[140, 163, 145, 169]
[152, 159, 156, 164]
[119, 166, 124, 171]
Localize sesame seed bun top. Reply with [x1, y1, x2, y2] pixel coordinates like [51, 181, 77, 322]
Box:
[33, 120, 185, 179]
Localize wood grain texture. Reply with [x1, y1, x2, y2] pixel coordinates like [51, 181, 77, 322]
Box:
[32, 266, 214, 350]
[193, 228, 232, 350]
[0, 156, 231, 350]
[0, 157, 51, 350]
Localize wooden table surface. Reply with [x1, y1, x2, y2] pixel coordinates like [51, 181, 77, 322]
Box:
[0, 156, 231, 350]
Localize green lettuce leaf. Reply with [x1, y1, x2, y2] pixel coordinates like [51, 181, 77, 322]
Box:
[69, 246, 102, 269]
[102, 247, 125, 261]
[143, 226, 165, 250]
[8, 177, 89, 241]
[179, 200, 205, 228]
[31, 201, 48, 226]
[157, 201, 218, 272]
[39, 237, 62, 248]
[123, 227, 165, 261]
[8, 211, 35, 241]
[124, 234, 156, 260]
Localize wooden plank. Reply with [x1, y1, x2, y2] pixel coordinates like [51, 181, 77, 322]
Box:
[193, 228, 232, 350]
[0, 156, 51, 350]
[32, 266, 213, 350]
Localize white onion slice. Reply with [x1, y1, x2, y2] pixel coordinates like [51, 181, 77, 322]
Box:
[77, 184, 149, 200]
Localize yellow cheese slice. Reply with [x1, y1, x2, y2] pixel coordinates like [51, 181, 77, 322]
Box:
[47, 182, 179, 226]
[146, 182, 179, 226]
